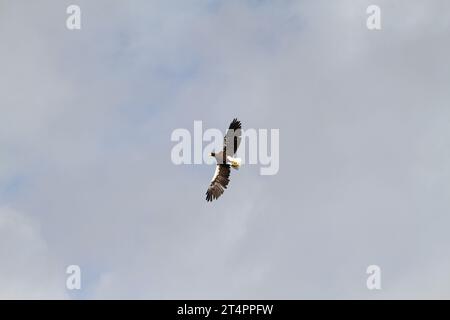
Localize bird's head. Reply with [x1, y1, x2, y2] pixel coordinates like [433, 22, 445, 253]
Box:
[210, 152, 215, 157]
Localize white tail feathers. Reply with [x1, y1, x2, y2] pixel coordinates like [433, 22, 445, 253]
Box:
[227, 156, 242, 170]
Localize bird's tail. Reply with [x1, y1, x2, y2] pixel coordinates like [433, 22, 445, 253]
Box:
[227, 156, 241, 170]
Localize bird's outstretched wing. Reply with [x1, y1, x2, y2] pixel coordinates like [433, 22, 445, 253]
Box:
[223, 118, 242, 157]
[206, 164, 231, 202]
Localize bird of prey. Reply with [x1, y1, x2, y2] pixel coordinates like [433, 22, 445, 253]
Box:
[206, 118, 242, 202]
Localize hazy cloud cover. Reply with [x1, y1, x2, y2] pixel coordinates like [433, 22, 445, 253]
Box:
[1, 0, 450, 299]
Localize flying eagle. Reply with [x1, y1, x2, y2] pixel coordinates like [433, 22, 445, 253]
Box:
[206, 118, 242, 202]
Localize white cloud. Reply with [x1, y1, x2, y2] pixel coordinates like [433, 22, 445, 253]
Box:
[0, 207, 67, 299]
[1, 0, 450, 298]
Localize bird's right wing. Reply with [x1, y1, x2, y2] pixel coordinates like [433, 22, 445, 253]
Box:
[206, 164, 231, 202]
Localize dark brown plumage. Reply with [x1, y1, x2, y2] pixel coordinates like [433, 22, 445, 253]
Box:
[206, 164, 231, 202]
[205, 118, 242, 202]
[223, 118, 242, 156]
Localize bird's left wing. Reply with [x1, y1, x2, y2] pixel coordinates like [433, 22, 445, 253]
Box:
[206, 164, 231, 202]
[223, 118, 242, 156]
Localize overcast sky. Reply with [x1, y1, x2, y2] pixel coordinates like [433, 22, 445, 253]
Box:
[1, 0, 450, 299]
